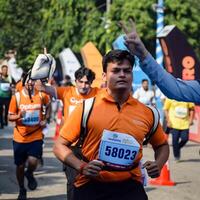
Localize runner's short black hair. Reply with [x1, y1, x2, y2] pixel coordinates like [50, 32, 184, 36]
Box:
[102, 50, 135, 72]
[75, 67, 96, 84]
[142, 79, 148, 83]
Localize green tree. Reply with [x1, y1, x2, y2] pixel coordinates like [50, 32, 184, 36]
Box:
[107, 0, 156, 55]
[165, 0, 200, 57]
[0, 0, 45, 69]
[41, 0, 104, 56]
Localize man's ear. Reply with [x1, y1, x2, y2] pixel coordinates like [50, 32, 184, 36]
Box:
[102, 72, 106, 82]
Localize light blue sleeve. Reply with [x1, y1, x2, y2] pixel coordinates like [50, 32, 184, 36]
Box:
[140, 53, 200, 104]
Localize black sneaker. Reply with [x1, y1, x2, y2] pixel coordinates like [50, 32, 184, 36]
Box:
[25, 171, 37, 190]
[17, 188, 27, 200]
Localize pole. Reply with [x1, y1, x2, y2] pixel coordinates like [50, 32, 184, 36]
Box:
[156, 0, 164, 67]
[105, 0, 111, 52]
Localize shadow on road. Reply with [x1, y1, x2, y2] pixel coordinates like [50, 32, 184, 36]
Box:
[145, 187, 157, 192]
[30, 195, 66, 200]
[178, 159, 200, 163]
[175, 181, 191, 185]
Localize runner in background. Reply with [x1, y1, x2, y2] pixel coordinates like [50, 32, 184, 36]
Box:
[164, 99, 194, 161]
[35, 67, 99, 121]
[0, 65, 12, 128]
[133, 79, 154, 105]
[8, 74, 50, 200]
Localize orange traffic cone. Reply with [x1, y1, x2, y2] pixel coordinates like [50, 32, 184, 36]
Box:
[149, 161, 175, 186]
[53, 107, 62, 140]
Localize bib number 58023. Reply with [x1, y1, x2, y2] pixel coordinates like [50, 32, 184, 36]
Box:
[105, 145, 137, 161]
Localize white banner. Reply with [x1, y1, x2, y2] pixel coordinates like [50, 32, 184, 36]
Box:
[7, 57, 23, 82]
[59, 48, 81, 82]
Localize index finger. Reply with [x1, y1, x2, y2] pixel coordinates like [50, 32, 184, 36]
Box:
[129, 18, 137, 33]
[142, 161, 151, 168]
[118, 21, 129, 34]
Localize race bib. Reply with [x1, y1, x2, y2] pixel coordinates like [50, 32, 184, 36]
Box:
[99, 130, 140, 170]
[22, 110, 40, 126]
[175, 107, 188, 118]
[0, 83, 10, 91]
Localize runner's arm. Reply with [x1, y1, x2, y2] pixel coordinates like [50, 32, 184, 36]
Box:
[53, 136, 86, 172]
[143, 142, 169, 178]
[35, 80, 57, 98]
[8, 95, 24, 122]
[8, 113, 22, 122]
[140, 54, 200, 104]
[189, 108, 195, 125]
[53, 136, 104, 176]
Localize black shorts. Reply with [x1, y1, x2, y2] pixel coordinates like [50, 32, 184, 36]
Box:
[74, 179, 148, 200]
[13, 140, 43, 166]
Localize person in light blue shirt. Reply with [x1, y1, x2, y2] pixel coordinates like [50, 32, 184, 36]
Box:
[118, 20, 200, 104]
[141, 54, 200, 104]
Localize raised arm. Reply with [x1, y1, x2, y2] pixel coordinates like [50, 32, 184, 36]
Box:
[141, 54, 200, 103]
[119, 19, 200, 104]
[35, 80, 57, 99]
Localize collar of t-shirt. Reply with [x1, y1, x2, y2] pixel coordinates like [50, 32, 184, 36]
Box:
[100, 89, 136, 105]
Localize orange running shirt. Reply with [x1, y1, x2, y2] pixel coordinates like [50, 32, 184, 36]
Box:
[56, 86, 99, 120]
[60, 89, 167, 187]
[9, 89, 50, 143]
[15, 80, 23, 92]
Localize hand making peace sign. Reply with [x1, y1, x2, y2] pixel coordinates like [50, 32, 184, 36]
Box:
[118, 19, 149, 61]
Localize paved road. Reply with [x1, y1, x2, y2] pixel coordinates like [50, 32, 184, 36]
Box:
[0, 123, 200, 200]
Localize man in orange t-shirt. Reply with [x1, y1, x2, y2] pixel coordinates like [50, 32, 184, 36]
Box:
[8, 77, 50, 200]
[35, 67, 100, 122]
[54, 50, 169, 200]
[56, 67, 99, 121]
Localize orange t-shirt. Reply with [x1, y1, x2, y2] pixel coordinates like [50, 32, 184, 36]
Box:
[9, 89, 50, 143]
[60, 89, 167, 187]
[56, 86, 99, 120]
[15, 80, 23, 92]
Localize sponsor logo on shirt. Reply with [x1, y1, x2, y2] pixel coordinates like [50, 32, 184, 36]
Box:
[70, 97, 83, 105]
[19, 104, 41, 110]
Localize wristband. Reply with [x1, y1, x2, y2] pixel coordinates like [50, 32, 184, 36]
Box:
[79, 163, 87, 175]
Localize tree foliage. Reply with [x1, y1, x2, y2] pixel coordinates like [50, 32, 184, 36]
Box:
[0, 0, 200, 69]
[0, 0, 45, 69]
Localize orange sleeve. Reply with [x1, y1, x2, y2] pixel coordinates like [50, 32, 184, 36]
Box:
[56, 87, 69, 101]
[149, 123, 167, 148]
[15, 81, 23, 92]
[43, 93, 50, 105]
[60, 104, 83, 143]
[8, 95, 18, 114]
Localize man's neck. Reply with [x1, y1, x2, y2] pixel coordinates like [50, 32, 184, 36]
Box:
[76, 87, 92, 96]
[107, 88, 130, 106]
[2, 74, 8, 79]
